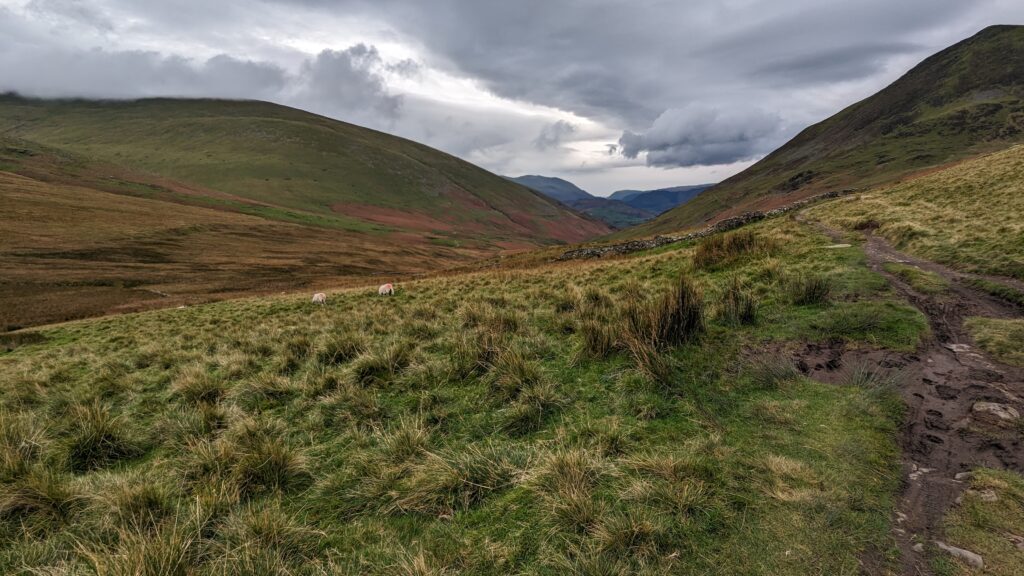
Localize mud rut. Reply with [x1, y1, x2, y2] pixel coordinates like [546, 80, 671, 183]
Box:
[793, 221, 1024, 575]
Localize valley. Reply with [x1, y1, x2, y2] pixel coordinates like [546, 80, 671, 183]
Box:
[1, 19, 1023, 576]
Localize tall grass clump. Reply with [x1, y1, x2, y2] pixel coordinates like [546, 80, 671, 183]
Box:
[392, 443, 528, 516]
[693, 230, 772, 269]
[718, 276, 758, 326]
[316, 332, 366, 366]
[622, 275, 705, 346]
[218, 501, 321, 564]
[0, 468, 81, 533]
[171, 362, 226, 405]
[788, 274, 832, 305]
[64, 401, 142, 472]
[179, 417, 309, 499]
[351, 340, 415, 386]
[94, 474, 177, 532]
[747, 355, 801, 390]
[1, 411, 49, 481]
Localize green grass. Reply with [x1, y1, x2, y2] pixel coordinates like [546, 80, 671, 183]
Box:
[964, 317, 1024, 367]
[934, 469, 1024, 576]
[811, 144, 1024, 279]
[883, 262, 951, 294]
[965, 278, 1024, 308]
[0, 218, 924, 574]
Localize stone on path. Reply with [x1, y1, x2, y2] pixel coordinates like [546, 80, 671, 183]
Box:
[934, 541, 984, 569]
[971, 401, 1021, 427]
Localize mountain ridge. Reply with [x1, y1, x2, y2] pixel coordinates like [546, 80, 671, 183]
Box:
[626, 24, 1024, 237]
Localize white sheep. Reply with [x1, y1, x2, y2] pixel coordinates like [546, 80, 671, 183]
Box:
[312, 292, 327, 305]
[378, 283, 395, 296]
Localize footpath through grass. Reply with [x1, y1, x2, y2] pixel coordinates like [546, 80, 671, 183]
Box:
[0, 219, 925, 574]
[808, 144, 1024, 280]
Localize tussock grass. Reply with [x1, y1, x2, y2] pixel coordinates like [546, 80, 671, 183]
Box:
[351, 340, 415, 387]
[747, 355, 801, 390]
[171, 362, 226, 405]
[64, 401, 142, 472]
[718, 276, 758, 326]
[392, 443, 527, 516]
[693, 230, 773, 269]
[315, 332, 366, 366]
[1, 411, 49, 481]
[0, 468, 81, 533]
[787, 274, 832, 305]
[0, 215, 930, 573]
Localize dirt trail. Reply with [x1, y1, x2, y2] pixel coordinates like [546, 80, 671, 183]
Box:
[802, 221, 1024, 575]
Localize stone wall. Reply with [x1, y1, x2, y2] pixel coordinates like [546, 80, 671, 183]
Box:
[556, 189, 856, 261]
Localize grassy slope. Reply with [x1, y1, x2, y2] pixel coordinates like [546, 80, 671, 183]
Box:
[626, 25, 1024, 238]
[0, 217, 926, 574]
[0, 96, 609, 243]
[808, 144, 1024, 279]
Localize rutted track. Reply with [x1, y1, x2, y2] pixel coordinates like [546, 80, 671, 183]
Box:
[804, 220, 1024, 575]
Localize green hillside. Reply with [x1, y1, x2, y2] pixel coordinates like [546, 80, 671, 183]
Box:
[0, 95, 608, 242]
[0, 96, 610, 329]
[629, 25, 1024, 237]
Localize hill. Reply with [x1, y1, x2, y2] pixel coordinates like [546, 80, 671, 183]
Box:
[0, 97, 610, 329]
[629, 25, 1024, 237]
[507, 175, 592, 204]
[808, 143, 1024, 279]
[508, 174, 656, 228]
[610, 184, 714, 214]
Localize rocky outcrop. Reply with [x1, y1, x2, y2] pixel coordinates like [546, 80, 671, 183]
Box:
[557, 189, 857, 261]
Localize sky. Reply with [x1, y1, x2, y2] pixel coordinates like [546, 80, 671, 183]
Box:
[2, 1, 1023, 195]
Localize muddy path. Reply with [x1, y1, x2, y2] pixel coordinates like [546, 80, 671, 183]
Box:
[796, 221, 1024, 575]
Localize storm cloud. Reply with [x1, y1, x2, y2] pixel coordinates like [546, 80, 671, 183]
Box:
[619, 106, 784, 168]
[1, 0, 1023, 193]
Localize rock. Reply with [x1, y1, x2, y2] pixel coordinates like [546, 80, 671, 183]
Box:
[968, 488, 999, 502]
[954, 472, 973, 481]
[934, 541, 984, 569]
[971, 402, 1021, 427]
[911, 543, 924, 553]
[1005, 533, 1024, 550]
[824, 244, 852, 249]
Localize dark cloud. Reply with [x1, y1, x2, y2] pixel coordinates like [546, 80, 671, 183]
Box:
[619, 106, 783, 168]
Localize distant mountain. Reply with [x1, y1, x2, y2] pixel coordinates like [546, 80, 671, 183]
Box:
[507, 175, 592, 204]
[507, 175, 655, 228]
[610, 184, 714, 214]
[628, 25, 1024, 237]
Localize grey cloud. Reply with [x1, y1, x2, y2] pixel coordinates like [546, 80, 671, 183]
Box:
[533, 120, 576, 150]
[270, 0, 986, 129]
[752, 42, 922, 85]
[298, 45, 403, 122]
[619, 106, 784, 168]
[26, 0, 114, 32]
[0, 46, 288, 100]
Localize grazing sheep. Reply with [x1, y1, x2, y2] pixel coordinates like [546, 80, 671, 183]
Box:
[378, 283, 395, 296]
[312, 292, 327, 305]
